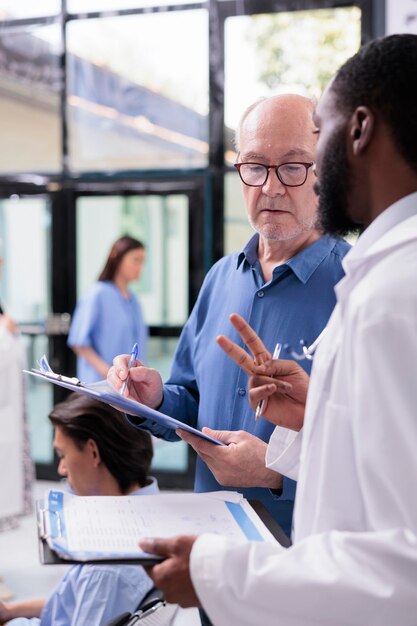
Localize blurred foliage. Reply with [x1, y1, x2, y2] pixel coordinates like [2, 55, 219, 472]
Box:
[247, 7, 361, 98]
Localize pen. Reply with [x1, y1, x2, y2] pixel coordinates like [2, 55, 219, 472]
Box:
[255, 342, 282, 421]
[120, 342, 139, 396]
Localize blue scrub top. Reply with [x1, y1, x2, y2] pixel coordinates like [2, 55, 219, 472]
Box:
[129, 234, 350, 537]
[68, 281, 148, 383]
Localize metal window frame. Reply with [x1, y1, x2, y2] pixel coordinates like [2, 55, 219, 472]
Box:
[0, 0, 383, 485]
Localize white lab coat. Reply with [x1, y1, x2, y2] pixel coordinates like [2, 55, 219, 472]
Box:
[190, 194, 417, 625]
[0, 323, 25, 520]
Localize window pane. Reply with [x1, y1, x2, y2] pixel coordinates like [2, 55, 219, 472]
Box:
[224, 7, 362, 250]
[76, 225, 191, 473]
[69, 0, 200, 11]
[23, 334, 54, 464]
[67, 11, 208, 172]
[147, 336, 188, 473]
[0, 197, 51, 322]
[0, 25, 62, 173]
[0, 1, 60, 19]
[224, 171, 253, 255]
[224, 7, 361, 163]
[0, 197, 53, 465]
[76, 194, 189, 328]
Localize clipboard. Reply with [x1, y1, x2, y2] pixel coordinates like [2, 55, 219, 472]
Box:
[24, 357, 224, 447]
[36, 490, 285, 566]
[36, 502, 165, 566]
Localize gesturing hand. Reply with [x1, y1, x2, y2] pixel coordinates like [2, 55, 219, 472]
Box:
[217, 313, 309, 431]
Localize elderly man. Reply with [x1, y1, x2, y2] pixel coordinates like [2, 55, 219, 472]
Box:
[109, 94, 349, 537]
[140, 34, 417, 626]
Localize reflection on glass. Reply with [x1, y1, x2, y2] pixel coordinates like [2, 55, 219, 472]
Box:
[147, 336, 188, 473]
[0, 1, 60, 19]
[224, 7, 361, 164]
[152, 439, 188, 473]
[0, 198, 52, 465]
[0, 197, 51, 322]
[22, 335, 54, 464]
[0, 24, 62, 173]
[69, 0, 199, 11]
[76, 194, 189, 330]
[67, 11, 208, 172]
[224, 171, 253, 256]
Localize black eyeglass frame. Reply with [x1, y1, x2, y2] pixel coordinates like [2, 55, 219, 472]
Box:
[234, 161, 315, 188]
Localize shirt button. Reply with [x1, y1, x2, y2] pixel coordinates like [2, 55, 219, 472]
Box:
[238, 387, 246, 396]
[258, 290, 265, 298]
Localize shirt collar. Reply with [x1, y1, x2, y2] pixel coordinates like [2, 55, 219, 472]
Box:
[64, 476, 160, 496]
[342, 191, 417, 273]
[237, 233, 259, 268]
[237, 233, 340, 284]
[132, 476, 159, 496]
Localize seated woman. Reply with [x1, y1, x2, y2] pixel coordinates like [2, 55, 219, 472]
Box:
[0, 394, 157, 626]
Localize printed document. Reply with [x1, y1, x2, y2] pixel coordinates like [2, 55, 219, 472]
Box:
[39, 490, 277, 562]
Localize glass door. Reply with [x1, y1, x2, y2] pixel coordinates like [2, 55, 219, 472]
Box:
[73, 181, 205, 487]
[0, 195, 55, 465]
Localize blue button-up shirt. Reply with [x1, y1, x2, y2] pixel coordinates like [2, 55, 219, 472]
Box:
[133, 235, 350, 536]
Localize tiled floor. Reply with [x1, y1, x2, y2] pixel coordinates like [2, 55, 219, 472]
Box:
[0, 481, 200, 625]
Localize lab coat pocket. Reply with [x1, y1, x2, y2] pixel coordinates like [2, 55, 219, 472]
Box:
[311, 319, 343, 396]
[316, 400, 364, 529]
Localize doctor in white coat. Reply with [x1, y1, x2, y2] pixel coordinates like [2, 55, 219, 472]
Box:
[139, 33, 417, 625]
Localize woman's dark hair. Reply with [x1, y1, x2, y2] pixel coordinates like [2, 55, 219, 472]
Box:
[332, 34, 417, 174]
[99, 235, 145, 282]
[48, 393, 153, 493]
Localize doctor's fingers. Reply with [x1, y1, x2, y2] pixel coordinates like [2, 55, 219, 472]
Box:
[216, 334, 255, 375]
[228, 313, 271, 364]
[140, 536, 200, 608]
[254, 357, 304, 380]
[249, 381, 276, 412]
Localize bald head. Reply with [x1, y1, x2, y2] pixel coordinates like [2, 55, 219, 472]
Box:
[235, 93, 320, 246]
[235, 94, 316, 152]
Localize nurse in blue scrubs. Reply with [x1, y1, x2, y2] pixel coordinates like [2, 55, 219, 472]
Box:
[68, 235, 148, 383]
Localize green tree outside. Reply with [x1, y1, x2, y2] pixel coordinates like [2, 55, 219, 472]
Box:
[247, 7, 361, 98]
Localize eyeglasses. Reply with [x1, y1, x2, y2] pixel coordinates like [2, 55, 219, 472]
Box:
[234, 161, 314, 188]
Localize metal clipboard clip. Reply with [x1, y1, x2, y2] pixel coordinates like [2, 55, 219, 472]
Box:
[36, 354, 83, 386]
[37, 506, 63, 540]
[283, 327, 328, 361]
[39, 370, 83, 386]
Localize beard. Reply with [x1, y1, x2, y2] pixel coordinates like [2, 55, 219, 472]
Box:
[314, 126, 361, 238]
[248, 214, 317, 241]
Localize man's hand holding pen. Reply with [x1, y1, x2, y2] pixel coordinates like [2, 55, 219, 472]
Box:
[108, 352, 164, 409]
